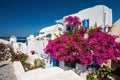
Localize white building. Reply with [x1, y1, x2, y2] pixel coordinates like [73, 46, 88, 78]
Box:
[40, 24, 63, 39]
[9, 35, 17, 43]
[25, 24, 64, 67]
[0, 39, 9, 44]
[56, 5, 112, 31]
[56, 5, 113, 70]
[20, 5, 113, 68]
[26, 24, 63, 54]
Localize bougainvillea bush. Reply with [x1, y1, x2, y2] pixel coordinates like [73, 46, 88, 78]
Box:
[44, 16, 120, 66]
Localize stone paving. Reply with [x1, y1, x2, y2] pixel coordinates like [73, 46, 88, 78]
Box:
[0, 60, 16, 80]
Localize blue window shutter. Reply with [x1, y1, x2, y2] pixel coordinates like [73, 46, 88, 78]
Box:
[48, 34, 52, 39]
[82, 19, 89, 28]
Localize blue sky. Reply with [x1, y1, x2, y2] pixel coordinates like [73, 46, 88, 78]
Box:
[0, 0, 120, 37]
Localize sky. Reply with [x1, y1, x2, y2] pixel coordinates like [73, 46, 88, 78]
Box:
[0, 0, 120, 37]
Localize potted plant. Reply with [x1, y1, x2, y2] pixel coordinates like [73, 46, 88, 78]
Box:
[98, 65, 112, 80]
[87, 73, 98, 80]
[31, 50, 35, 55]
[34, 58, 45, 68]
[11, 53, 29, 71]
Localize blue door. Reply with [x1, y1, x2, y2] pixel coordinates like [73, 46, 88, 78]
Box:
[50, 57, 59, 67]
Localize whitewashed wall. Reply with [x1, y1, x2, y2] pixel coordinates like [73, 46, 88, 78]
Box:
[63, 5, 112, 29]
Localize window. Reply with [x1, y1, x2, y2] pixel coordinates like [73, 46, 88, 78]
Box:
[82, 19, 89, 28]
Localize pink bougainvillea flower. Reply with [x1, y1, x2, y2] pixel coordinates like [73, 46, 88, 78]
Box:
[44, 16, 120, 66]
[64, 16, 81, 27]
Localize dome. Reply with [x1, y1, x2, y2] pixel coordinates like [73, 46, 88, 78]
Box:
[9, 35, 17, 43]
[10, 35, 17, 39]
